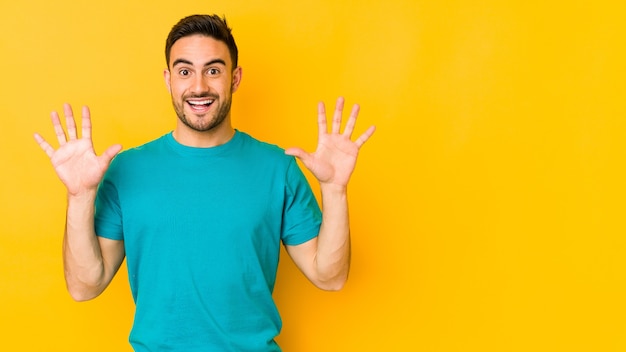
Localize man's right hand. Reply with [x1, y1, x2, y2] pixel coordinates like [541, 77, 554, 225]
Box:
[34, 103, 122, 196]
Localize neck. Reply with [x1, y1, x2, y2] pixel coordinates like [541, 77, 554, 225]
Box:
[172, 121, 235, 148]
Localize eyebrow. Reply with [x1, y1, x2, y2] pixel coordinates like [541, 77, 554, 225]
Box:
[172, 58, 227, 68]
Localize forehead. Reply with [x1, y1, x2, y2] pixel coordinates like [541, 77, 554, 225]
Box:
[169, 34, 232, 68]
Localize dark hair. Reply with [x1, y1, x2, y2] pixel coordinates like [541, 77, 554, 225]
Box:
[165, 14, 238, 70]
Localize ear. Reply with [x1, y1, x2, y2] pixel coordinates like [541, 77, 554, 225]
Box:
[164, 69, 172, 93]
[231, 66, 243, 93]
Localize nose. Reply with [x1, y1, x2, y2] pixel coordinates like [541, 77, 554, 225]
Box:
[190, 74, 209, 95]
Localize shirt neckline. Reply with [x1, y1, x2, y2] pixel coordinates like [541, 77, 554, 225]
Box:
[164, 130, 242, 157]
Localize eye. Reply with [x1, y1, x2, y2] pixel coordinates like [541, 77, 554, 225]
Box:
[207, 68, 220, 76]
[178, 69, 190, 76]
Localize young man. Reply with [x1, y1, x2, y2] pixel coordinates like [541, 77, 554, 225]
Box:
[34, 14, 375, 351]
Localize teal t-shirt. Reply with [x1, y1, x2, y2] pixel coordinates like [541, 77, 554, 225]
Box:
[94, 131, 321, 351]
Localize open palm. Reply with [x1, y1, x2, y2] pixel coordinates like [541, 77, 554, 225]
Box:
[34, 104, 122, 196]
[285, 97, 375, 187]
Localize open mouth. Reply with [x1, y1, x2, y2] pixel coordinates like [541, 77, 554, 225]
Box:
[187, 99, 214, 112]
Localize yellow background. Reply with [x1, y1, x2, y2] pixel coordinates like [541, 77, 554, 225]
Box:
[2, 0, 626, 350]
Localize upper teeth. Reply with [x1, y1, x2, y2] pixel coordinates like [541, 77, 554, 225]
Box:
[189, 100, 213, 105]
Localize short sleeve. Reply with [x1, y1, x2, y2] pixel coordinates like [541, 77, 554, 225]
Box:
[281, 158, 322, 246]
[94, 163, 124, 241]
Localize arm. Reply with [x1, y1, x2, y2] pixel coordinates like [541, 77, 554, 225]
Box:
[63, 191, 125, 301]
[34, 104, 124, 301]
[284, 97, 375, 291]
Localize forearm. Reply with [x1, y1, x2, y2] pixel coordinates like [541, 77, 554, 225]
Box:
[315, 183, 351, 290]
[63, 191, 107, 301]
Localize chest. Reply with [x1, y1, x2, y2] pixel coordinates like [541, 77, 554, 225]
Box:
[115, 157, 286, 253]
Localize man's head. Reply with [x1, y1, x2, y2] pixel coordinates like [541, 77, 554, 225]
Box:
[164, 15, 243, 141]
[165, 14, 238, 71]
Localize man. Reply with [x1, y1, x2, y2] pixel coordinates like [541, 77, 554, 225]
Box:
[34, 14, 375, 351]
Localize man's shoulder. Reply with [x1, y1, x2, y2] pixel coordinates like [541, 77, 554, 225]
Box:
[119, 133, 169, 156]
[237, 130, 287, 157]
[109, 133, 170, 168]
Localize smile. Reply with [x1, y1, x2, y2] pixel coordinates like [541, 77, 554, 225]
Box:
[187, 99, 214, 107]
[187, 99, 214, 112]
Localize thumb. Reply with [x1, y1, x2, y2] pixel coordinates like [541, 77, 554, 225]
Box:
[284, 147, 308, 161]
[101, 144, 123, 164]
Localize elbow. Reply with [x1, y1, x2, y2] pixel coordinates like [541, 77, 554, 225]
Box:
[314, 273, 349, 292]
[311, 260, 350, 291]
[319, 281, 346, 292]
[67, 285, 101, 302]
[70, 294, 93, 302]
[65, 274, 104, 302]
[64, 262, 109, 302]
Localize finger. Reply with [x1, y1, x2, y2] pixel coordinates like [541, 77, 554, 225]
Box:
[331, 97, 345, 134]
[354, 125, 376, 148]
[284, 147, 315, 170]
[284, 147, 308, 160]
[317, 101, 328, 139]
[33, 133, 56, 158]
[51, 111, 67, 145]
[342, 103, 360, 138]
[100, 144, 123, 164]
[81, 106, 92, 140]
[63, 103, 78, 140]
